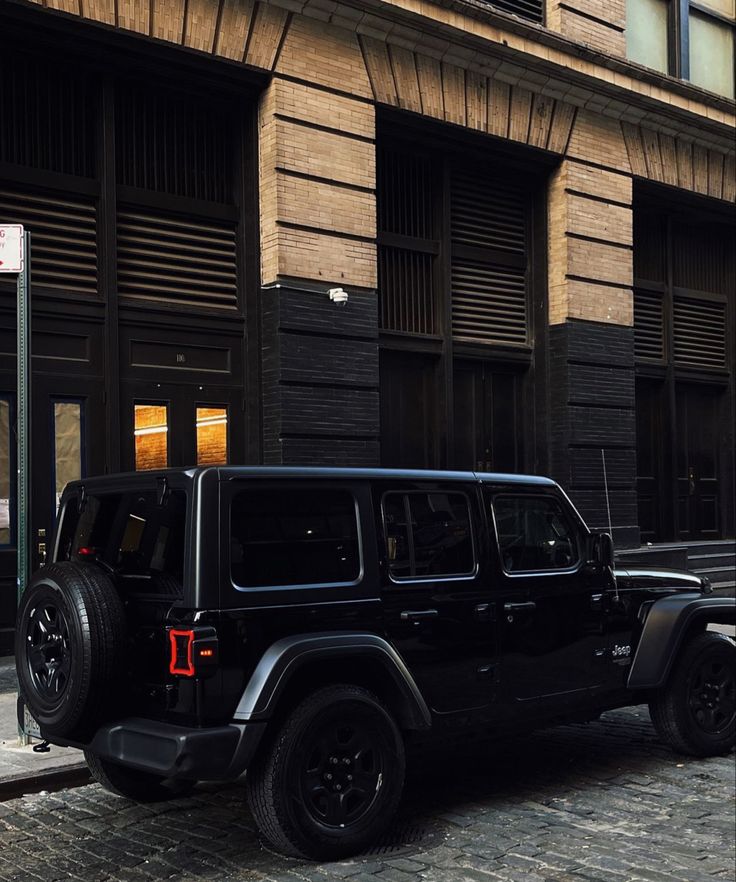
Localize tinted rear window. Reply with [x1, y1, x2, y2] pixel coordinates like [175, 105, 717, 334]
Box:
[57, 488, 187, 596]
[230, 488, 360, 588]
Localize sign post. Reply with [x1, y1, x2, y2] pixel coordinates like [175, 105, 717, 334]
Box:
[1, 225, 31, 745]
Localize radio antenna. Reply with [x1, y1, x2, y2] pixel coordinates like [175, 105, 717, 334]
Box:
[601, 449, 619, 601]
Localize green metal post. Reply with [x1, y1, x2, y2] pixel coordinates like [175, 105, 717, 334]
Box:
[17, 231, 30, 745]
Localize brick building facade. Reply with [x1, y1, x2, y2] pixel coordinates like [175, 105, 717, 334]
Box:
[0, 0, 734, 647]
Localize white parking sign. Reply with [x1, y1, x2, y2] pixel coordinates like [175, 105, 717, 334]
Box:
[0, 225, 24, 273]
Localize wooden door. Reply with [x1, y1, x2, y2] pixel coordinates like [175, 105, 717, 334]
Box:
[380, 351, 439, 468]
[676, 384, 721, 539]
[635, 378, 666, 541]
[453, 361, 519, 472]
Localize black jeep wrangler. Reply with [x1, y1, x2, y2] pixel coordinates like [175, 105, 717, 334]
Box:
[16, 467, 735, 859]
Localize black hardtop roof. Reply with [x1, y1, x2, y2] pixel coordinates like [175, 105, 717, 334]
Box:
[66, 466, 557, 489]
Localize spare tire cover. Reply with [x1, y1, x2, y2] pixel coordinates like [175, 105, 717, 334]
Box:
[15, 562, 127, 741]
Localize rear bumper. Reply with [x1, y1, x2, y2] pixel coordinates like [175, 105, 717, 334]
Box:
[66, 718, 266, 781]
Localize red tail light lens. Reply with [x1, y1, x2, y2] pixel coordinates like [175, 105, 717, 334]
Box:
[169, 630, 195, 677]
[168, 627, 218, 678]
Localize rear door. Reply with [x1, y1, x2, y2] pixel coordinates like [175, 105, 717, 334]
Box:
[377, 480, 497, 715]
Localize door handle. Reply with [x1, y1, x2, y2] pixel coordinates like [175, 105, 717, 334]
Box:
[503, 602, 536, 613]
[400, 609, 438, 622]
[688, 466, 696, 496]
[474, 602, 493, 622]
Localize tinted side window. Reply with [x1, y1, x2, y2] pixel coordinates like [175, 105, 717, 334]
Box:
[230, 488, 360, 588]
[383, 491, 475, 580]
[493, 495, 580, 573]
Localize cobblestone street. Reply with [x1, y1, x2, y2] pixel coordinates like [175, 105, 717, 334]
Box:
[0, 707, 733, 882]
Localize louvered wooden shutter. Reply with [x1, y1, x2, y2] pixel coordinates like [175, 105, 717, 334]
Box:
[451, 169, 528, 346]
[488, 1, 544, 24]
[0, 187, 97, 295]
[633, 291, 664, 362]
[673, 297, 726, 370]
[117, 208, 237, 309]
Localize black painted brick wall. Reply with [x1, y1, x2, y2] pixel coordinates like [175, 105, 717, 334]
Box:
[261, 284, 379, 466]
[549, 320, 639, 547]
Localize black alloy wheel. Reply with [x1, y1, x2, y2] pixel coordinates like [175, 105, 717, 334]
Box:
[299, 709, 386, 829]
[687, 649, 736, 735]
[650, 630, 736, 757]
[247, 684, 405, 860]
[26, 598, 72, 703]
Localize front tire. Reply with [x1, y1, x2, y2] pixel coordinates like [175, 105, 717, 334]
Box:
[649, 631, 735, 757]
[85, 752, 196, 803]
[246, 685, 405, 860]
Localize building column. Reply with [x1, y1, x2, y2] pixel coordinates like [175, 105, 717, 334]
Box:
[547, 160, 639, 547]
[545, 0, 626, 56]
[258, 30, 380, 465]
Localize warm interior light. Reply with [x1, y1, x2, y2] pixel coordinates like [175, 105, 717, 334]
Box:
[134, 425, 169, 437]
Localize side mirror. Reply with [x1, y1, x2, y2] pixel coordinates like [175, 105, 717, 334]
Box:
[590, 531, 614, 569]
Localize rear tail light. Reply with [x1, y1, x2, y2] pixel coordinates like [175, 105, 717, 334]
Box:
[168, 627, 218, 678]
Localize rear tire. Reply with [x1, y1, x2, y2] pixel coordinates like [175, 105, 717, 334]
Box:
[15, 562, 126, 741]
[246, 684, 405, 860]
[649, 631, 735, 757]
[85, 752, 195, 802]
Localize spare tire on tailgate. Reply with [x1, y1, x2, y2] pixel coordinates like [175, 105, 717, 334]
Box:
[15, 562, 127, 741]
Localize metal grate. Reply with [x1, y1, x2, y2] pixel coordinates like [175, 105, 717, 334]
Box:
[379, 248, 436, 335]
[485, 0, 544, 24]
[378, 146, 438, 335]
[673, 297, 726, 370]
[117, 208, 238, 309]
[452, 261, 527, 344]
[378, 148, 434, 239]
[0, 51, 96, 177]
[116, 85, 233, 203]
[633, 290, 664, 361]
[0, 187, 97, 295]
[672, 221, 734, 296]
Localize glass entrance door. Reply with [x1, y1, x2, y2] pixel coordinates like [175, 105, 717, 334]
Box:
[123, 382, 243, 472]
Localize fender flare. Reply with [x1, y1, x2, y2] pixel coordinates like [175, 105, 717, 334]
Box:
[628, 594, 736, 690]
[232, 632, 432, 730]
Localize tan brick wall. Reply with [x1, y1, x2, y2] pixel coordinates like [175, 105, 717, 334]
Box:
[259, 76, 376, 289]
[276, 15, 373, 99]
[548, 160, 634, 327]
[546, 0, 626, 56]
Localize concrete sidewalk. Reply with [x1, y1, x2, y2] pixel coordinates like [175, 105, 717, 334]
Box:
[0, 657, 88, 798]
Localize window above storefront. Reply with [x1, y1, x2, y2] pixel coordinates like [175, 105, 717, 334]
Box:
[485, 0, 544, 24]
[626, 0, 735, 98]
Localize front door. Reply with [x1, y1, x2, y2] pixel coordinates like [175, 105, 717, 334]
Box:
[487, 489, 607, 709]
[676, 384, 721, 540]
[121, 381, 242, 472]
[30, 376, 105, 573]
